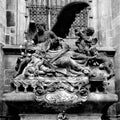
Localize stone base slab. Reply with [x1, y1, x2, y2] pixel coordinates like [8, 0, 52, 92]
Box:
[2, 92, 118, 102]
[19, 114, 117, 120]
[19, 114, 102, 120]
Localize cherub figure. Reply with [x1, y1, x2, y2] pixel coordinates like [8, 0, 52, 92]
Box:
[75, 27, 98, 56]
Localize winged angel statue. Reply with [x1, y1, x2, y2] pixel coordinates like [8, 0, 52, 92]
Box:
[12, 1, 114, 107]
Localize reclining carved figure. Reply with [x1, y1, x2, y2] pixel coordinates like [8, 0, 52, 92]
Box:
[15, 24, 95, 79]
[14, 22, 114, 87]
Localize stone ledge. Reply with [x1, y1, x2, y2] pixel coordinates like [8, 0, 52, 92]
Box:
[2, 91, 35, 101]
[1, 92, 118, 116]
[2, 91, 118, 102]
[2, 45, 25, 49]
[88, 93, 118, 102]
[19, 114, 118, 120]
[96, 47, 116, 52]
[2, 45, 25, 55]
[19, 114, 103, 120]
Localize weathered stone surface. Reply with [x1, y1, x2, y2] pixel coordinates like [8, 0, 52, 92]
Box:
[0, 0, 6, 116]
[111, 0, 120, 116]
[17, 0, 26, 45]
[0, 0, 119, 118]
[114, 45, 120, 116]
[2, 92, 35, 101]
[2, 92, 118, 103]
[19, 114, 117, 120]
[20, 114, 101, 120]
[111, 0, 120, 19]
[97, 0, 113, 47]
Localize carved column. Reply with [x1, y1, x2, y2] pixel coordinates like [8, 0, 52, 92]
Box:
[97, 0, 112, 47]
[17, 0, 26, 44]
[89, 0, 98, 36]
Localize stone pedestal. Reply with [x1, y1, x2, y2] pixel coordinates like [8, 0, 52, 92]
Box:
[2, 92, 118, 120]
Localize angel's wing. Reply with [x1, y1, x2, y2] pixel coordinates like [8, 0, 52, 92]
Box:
[51, 1, 89, 38]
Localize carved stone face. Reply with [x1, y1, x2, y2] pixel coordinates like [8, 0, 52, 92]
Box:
[37, 26, 45, 36]
[85, 27, 94, 36]
[90, 68, 108, 81]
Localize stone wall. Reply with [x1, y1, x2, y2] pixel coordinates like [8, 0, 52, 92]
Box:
[97, 0, 112, 47]
[0, 0, 6, 117]
[111, 0, 120, 47]
[111, 0, 120, 117]
[95, 0, 118, 117]
[17, 0, 26, 45]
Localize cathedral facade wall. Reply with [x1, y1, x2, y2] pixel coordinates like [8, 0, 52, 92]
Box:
[0, 0, 120, 119]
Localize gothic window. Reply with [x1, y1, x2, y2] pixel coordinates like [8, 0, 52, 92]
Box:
[68, 8, 88, 37]
[5, 0, 89, 45]
[28, 0, 89, 37]
[28, 0, 48, 28]
[5, 0, 17, 45]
